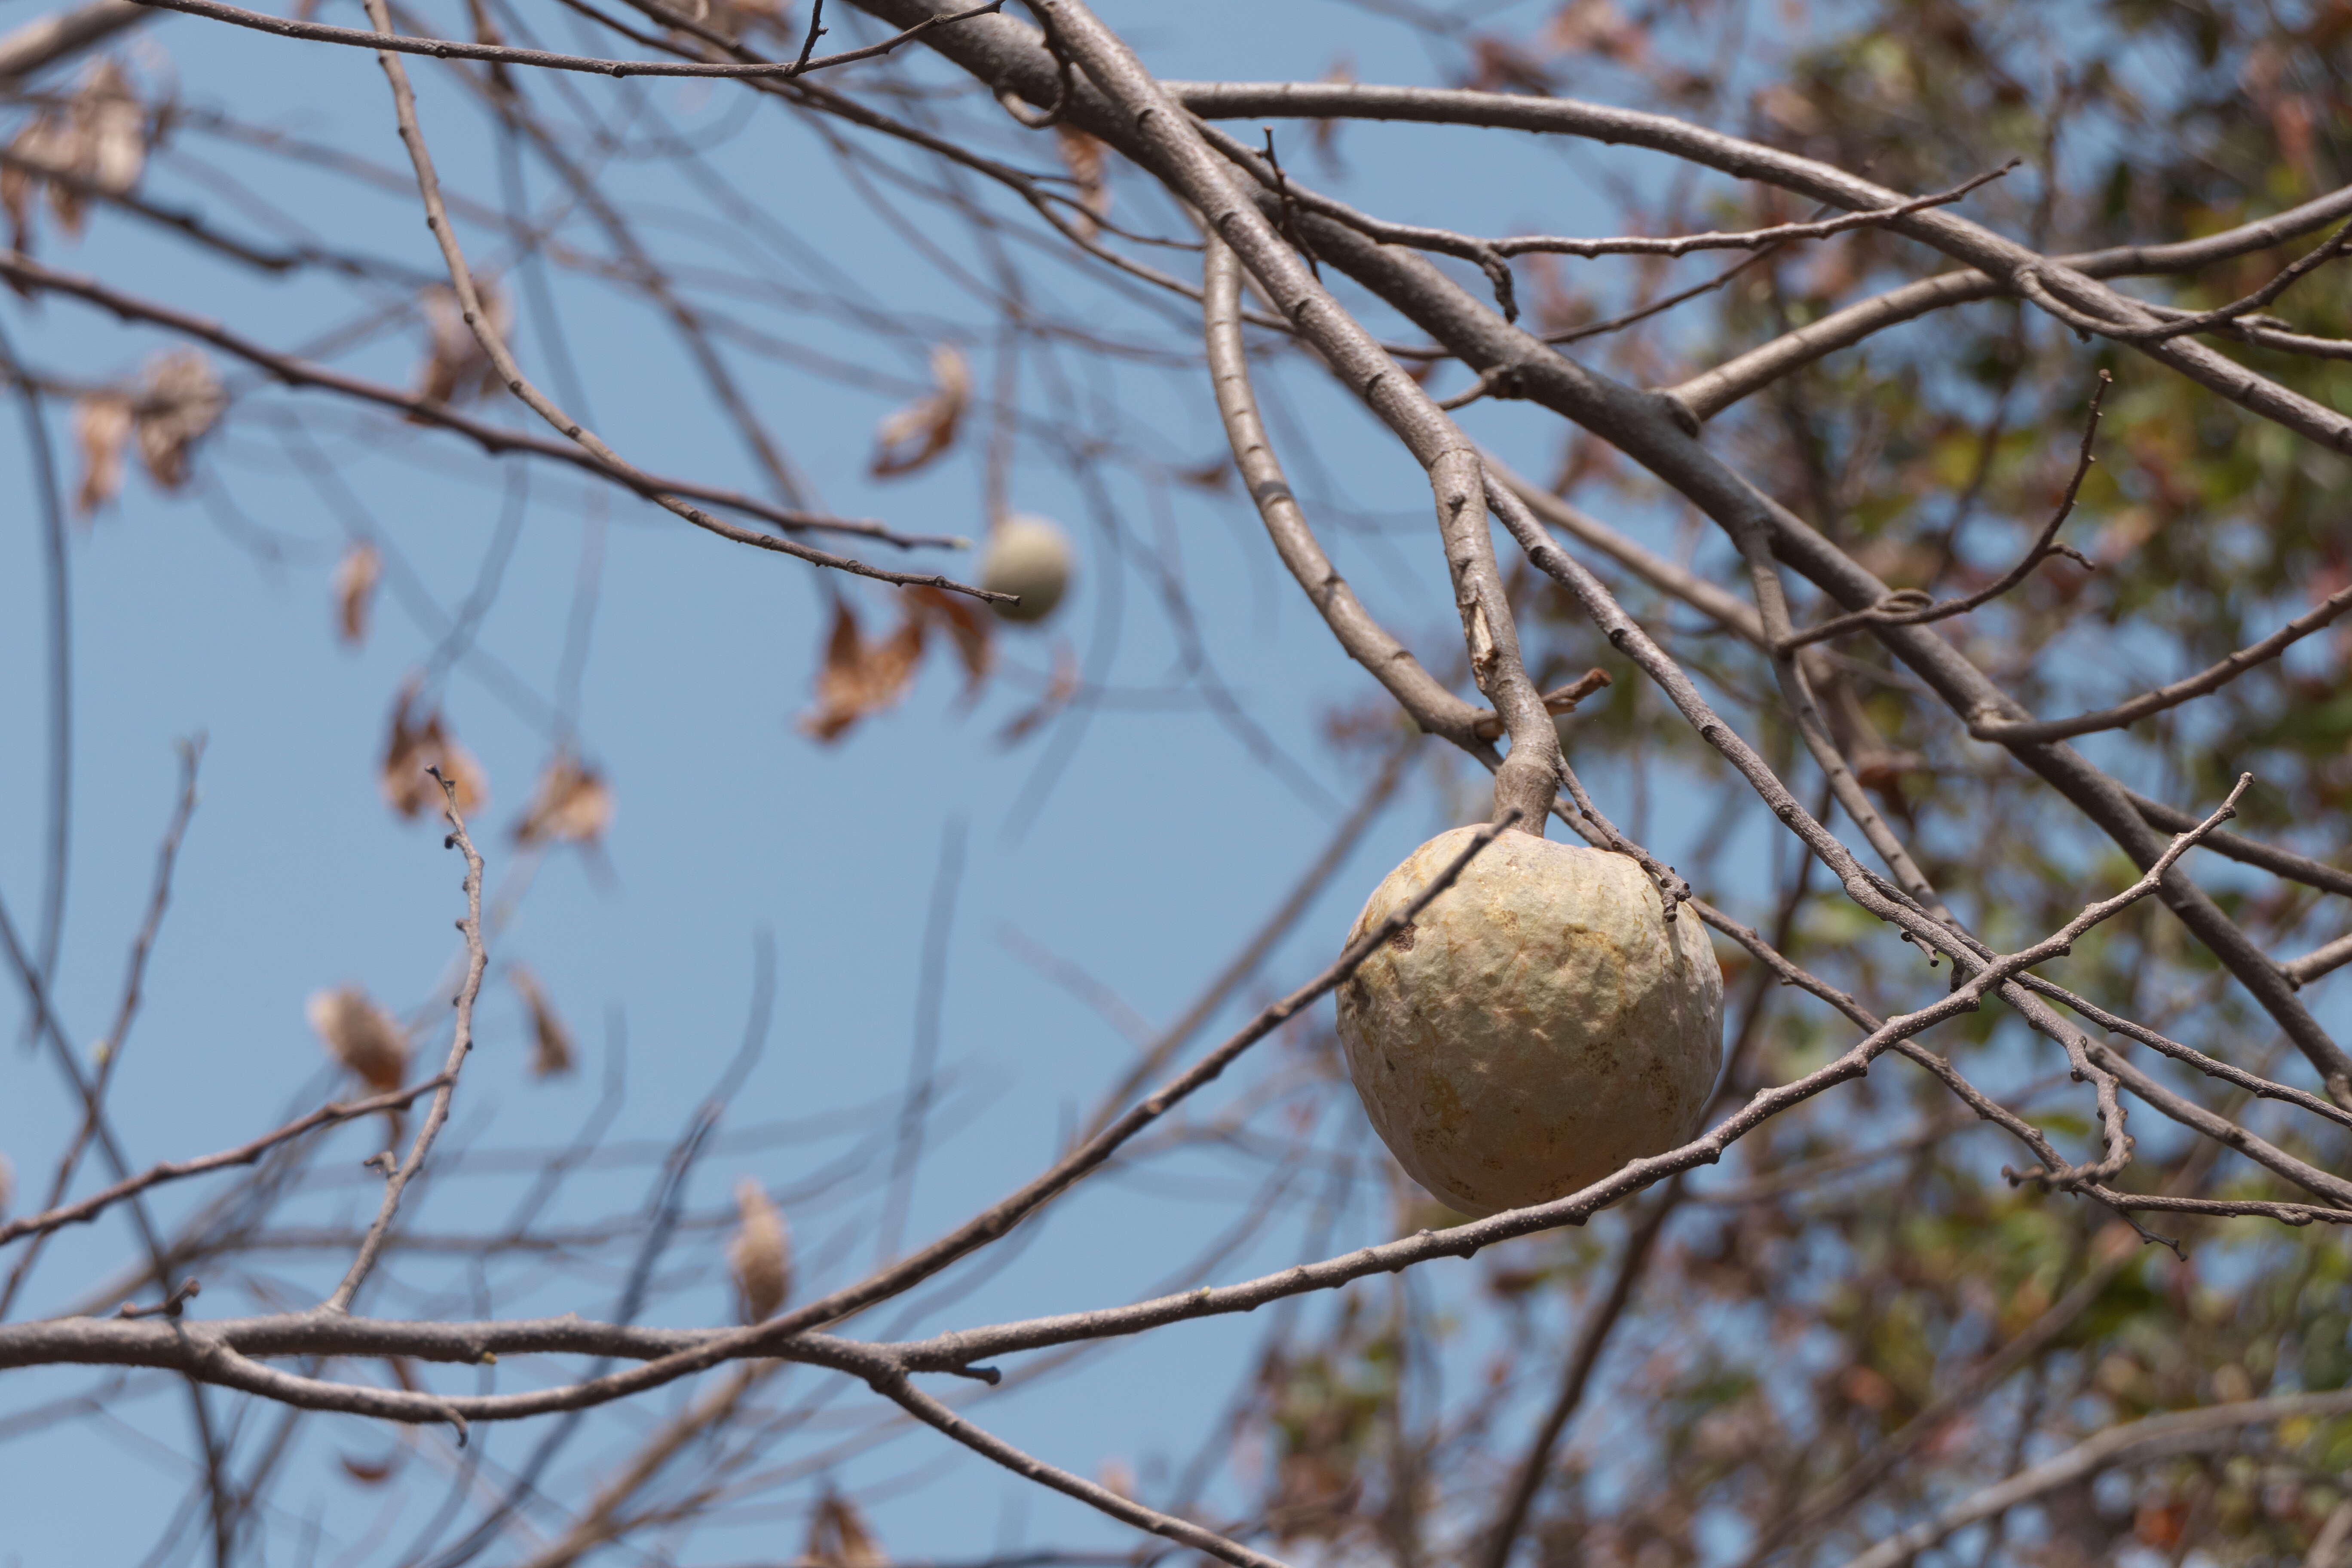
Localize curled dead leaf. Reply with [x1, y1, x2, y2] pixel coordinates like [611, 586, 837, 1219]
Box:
[868, 344, 969, 478]
[512, 754, 613, 846]
[307, 984, 410, 1093]
[338, 1452, 401, 1485]
[798, 600, 927, 744]
[508, 965, 575, 1078]
[4, 59, 147, 248]
[904, 586, 992, 698]
[333, 542, 382, 646]
[72, 392, 132, 517]
[133, 349, 225, 490]
[797, 585, 1001, 742]
[381, 679, 488, 821]
[1054, 125, 1110, 239]
[414, 283, 512, 408]
[671, 0, 788, 40]
[1547, 0, 1649, 64]
[798, 1490, 885, 1568]
[1464, 34, 1554, 94]
[1174, 454, 1232, 490]
[728, 1177, 791, 1324]
[79, 61, 145, 198]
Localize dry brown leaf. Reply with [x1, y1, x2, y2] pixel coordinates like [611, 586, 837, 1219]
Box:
[133, 349, 225, 490]
[1464, 34, 1554, 95]
[1755, 81, 1825, 137]
[508, 965, 575, 1078]
[905, 586, 992, 699]
[414, 283, 512, 408]
[512, 754, 613, 846]
[994, 641, 1078, 747]
[4, 60, 146, 248]
[867, 344, 969, 478]
[79, 61, 145, 198]
[338, 1453, 400, 1485]
[797, 600, 927, 743]
[1174, 455, 1232, 490]
[1546, 0, 1648, 63]
[671, 0, 788, 40]
[307, 984, 410, 1093]
[727, 1177, 790, 1323]
[0, 1151, 14, 1220]
[798, 1491, 885, 1568]
[380, 680, 489, 820]
[72, 392, 132, 517]
[1054, 124, 1110, 238]
[333, 542, 382, 646]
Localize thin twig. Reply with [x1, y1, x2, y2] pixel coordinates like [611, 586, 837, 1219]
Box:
[789, 0, 824, 69]
[130, 0, 1002, 80]
[323, 769, 488, 1315]
[2123, 788, 2352, 899]
[2017, 974, 2352, 1130]
[116, 1277, 202, 1320]
[1200, 238, 1487, 747]
[1404, 162, 2019, 261]
[0, 253, 962, 548]
[864, 1361, 1289, 1568]
[876, 819, 966, 1265]
[1476, 1188, 1680, 1568]
[349, 5, 1010, 598]
[1971, 579, 2352, 744]
[0, 1075, 458, 1248]
[1779, 372, 2108, 652]
[2113, 217, 2352, 343]
[1830, 1390, 2352, 1568]
[1258, 128, 1323, 283]
[0, 322, 70, 1082]
[0, 739, 203, 1312]
[2284, 932, 2352, 990]
[1078, 729, 1417, 1139]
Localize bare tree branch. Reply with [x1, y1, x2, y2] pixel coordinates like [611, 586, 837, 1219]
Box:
[322, 772, 488, 1314]
[131, 0, 1004, 80]
[1969, 580, 2352, 744]
[0, 253, 964, 548]
[1831, 1390, 2352, 1568]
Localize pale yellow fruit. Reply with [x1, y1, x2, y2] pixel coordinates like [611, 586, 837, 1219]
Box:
[1336, 827, 1723, 1217]
[979, 514, 1072, 624]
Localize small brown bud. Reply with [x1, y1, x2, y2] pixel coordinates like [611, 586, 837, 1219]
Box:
[307, 985, 410, 1093]
[727, 1177, 791, 1324]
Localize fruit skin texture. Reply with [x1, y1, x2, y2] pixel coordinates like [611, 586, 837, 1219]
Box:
[979, 514, 1073, 624]
[1336, 827, 1723, 1217]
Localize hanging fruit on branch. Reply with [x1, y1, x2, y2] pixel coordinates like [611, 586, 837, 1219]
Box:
[1337, 827, 1722, 1217]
